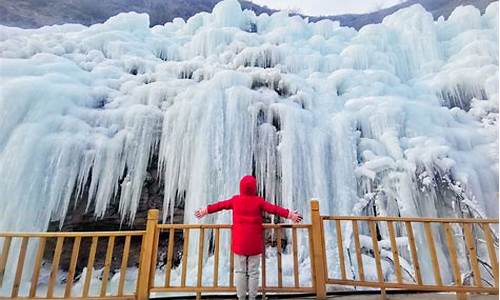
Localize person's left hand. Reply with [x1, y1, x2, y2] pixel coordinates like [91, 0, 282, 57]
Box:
[194, 207, 208, 219]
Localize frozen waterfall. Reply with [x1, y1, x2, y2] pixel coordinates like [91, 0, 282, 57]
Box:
[0, 0, 498, 291]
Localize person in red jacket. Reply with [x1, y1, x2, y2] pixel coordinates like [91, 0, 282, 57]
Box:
[195, 175, 302, 300]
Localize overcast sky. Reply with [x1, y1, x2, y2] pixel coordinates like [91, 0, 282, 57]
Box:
[250, 0, 406, 16]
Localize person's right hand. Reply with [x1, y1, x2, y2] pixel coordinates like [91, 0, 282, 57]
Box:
[194, 207, 208, 219]
[288, 210, 303, 223]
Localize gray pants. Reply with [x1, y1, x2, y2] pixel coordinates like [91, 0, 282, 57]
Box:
[235, 254, 260, 300]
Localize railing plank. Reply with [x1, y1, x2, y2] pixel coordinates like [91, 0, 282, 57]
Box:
[0, 231, 145, 237]
[118, 235, 131, 296]
[11, 237, 29, 298]
[351, 220, 365, 281]
[0, 236, 12, 287]
[100, 236, 115, 297]
[405, 221, 422, 285]
[29, 237, 47, 297]
[310, 200, 327, 298]
[47, 236, 64, 298]
[320, 219, 328, 281]
[463, 223, 482, 287]
[423, 222, 442, 286]
[335, 220, 346, 280]
[292, 227, 300, 287]
[387, 221, 403, 283]
[137, 209, 158, 300]
[443, 223, 462, 287]
[148, 228, 160, 289]
[368, 221, 386, 298]
[482, 223, 499, 288]
[64, 236, 81, 298]
[82, 236, 98, 297]
[307, 223, 316, 289]
[368, 221, 384, 283]
[196, 228, 205, 300]
[0, 211, 497, 299]
[276, 227, 283, 288]
[213, 228, 220, 287]
[164, 229, 175, 288]
[230, 233, 234, 288]
[261, 234, 266, 295]
[180, 228, 190, 287]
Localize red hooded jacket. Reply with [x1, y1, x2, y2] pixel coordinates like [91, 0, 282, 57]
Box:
[207, 175, 289, 256]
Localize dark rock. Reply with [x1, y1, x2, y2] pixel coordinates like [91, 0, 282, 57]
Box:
[0, 0, 276, 29]
[45, 155, 185, 276]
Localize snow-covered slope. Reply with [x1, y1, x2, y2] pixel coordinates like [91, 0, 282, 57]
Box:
[0, 0, 498, 292]
[0, 0, 495, 30]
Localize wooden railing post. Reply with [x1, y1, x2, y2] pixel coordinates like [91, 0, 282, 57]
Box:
[310, 199, 327, 299]
[137, 209, 159, 300]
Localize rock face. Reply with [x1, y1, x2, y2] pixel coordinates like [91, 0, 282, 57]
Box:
[0, 0, 275, 28]
[45, 158, 185, 275]
[309, 0, 496, 29]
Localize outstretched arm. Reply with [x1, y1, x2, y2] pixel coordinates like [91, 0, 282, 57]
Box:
[194, 197, 234, 219]
[262, 200, 303, 223]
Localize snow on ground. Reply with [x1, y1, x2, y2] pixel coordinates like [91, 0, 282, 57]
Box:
[0, 0, 498, 296]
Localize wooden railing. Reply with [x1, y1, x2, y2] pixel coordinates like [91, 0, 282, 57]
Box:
[149, 223, 315, 299]
[0, 200, 498, 300]
[313, 203, 499, 300]
[0, 231, 144, 299]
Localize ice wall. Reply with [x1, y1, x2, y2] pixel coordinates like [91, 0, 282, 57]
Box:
[0, 0, 498, 288]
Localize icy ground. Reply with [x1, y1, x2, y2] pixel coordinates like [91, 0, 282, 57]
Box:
[0, 0, 498, 295]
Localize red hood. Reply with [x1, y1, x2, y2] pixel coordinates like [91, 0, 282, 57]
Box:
[240, 175, 257, 196]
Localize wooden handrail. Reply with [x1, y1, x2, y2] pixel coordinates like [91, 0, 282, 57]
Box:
[322, 215, 499, 223]
[0, 231, 145, 237]
[156, 223, 311, 229]
[0, 233, 140, 299]
[322, 207, 499, 300]
[0, 201, 497, 300]
[150, 213, 317, 299]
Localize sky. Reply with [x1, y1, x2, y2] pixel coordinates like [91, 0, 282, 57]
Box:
[250, 0, 406, 16]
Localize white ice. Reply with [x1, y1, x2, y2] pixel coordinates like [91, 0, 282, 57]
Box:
[0, 0, 498, 295]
